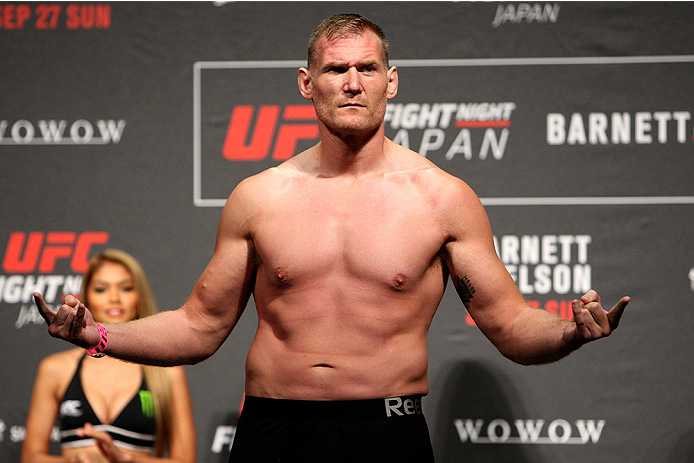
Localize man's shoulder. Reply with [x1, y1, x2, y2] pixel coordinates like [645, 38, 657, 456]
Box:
[233, 162, 301, 193]
[224, 162, 305, 218]
[387, 142, 474, 193]
[384, 143, 486, 224]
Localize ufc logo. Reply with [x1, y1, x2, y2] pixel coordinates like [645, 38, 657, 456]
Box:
[2, 231, 109, 273]
[222, 105, 318, 161]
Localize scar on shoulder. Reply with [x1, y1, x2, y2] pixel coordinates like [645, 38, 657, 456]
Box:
[454, 274, 475, 303]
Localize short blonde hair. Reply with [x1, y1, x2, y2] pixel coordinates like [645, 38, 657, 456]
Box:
[307, 13, 389, 70]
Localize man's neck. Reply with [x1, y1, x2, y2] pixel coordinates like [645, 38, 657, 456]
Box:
[313, 124, 391, 177]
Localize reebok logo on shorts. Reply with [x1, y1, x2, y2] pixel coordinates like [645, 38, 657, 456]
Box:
[384, 396, 423, 417]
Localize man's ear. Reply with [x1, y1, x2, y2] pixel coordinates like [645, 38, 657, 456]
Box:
[298, 67, 313, 100]
[386, 66, 399, 100]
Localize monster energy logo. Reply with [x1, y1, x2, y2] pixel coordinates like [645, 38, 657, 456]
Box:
[139, 390, 155, 418]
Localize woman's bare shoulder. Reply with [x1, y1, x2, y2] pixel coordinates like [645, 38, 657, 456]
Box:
[35, 348, 82, 391]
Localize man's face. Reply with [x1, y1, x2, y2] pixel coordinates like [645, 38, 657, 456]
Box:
[300, 31, 398, 136]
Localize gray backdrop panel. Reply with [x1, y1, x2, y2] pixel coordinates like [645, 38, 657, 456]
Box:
[1, 2, 692, 462]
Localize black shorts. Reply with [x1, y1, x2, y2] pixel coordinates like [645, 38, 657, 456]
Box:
[229, 395, 435, 463]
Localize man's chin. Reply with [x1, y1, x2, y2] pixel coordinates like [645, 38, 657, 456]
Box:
[326, 119, 381, 136]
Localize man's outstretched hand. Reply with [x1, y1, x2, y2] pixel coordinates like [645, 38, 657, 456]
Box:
[563, 290, 630, 347]
[33, 292, 101, 350]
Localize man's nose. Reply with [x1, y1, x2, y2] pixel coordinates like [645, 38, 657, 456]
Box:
[343, 68, 362, 93]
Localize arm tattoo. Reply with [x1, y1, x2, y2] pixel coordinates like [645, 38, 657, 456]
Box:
[454, 275, 476, 304]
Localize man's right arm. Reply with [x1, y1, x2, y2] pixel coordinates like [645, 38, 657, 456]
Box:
[34, 178, 259, 366]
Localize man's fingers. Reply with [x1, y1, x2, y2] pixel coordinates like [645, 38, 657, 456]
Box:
[583, 301, 611, 331]
[52, 301, 74, 326]
[571, 300, 593, 338]
[63, 294, 81, 307]
[33, 292, 56, 324]
[573, 299, 609, 337]
[606, 296, 630, 329]
[573, 295, 630, 343]
[580, 289, 600, 305]
[69, 303, 87, 338]
[35, 292, 92, 344]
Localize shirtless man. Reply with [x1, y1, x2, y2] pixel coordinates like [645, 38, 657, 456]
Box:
[34, 14, 629, 463]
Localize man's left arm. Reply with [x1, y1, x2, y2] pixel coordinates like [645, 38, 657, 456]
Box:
[438, 175, 629, 365]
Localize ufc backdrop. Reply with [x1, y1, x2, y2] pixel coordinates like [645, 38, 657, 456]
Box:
[1, 1, 693, 462]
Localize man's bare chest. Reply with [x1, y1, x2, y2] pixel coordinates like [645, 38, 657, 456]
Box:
[251, 179, 447, 289]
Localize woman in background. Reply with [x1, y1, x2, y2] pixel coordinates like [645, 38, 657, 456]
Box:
[22, 249, 197, 463]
